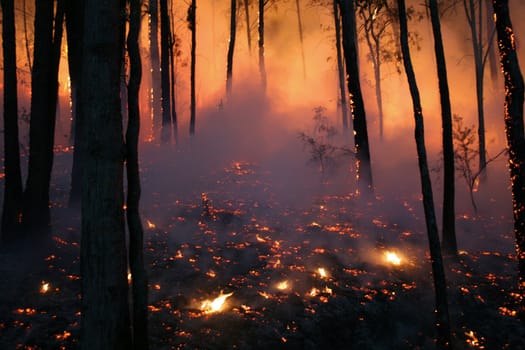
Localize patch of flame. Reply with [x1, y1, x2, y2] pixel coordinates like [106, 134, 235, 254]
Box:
[317, 267, 328, 278]
[200, 291, 233, 314]
[40, 282, 50, 294]
[276, 280, 290, 291]
[384, 251, 401, 266]
[465, 330, 482, 348]
[146, 219, 156, 229]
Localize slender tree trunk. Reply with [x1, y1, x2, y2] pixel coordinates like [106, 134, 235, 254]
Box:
[150, 0, 161, 140]
[464, 0, 487, 176]
[295, 0, 306, 79]
[398, 0, 452, 346]
[190, 0, 197, 136]
[374, 44, 384, 139]
[486, 0, 498, 86]
[258, 0, 267, 92]
[429, 0, 457, 257]
[333, 0, 348, 130]
[169, 3, 178, 142]
[160, 0, 171, 143]
[66, 0, 86, 207]
[227, 0, 237, 97]
[492, 0, 525, 321]
[339, 0, 373, 193]
[80, 0, 131, 348]
[127, 0, 148, 347]
[23, 0, 65, 234]
[1, 0, 23, 242]
[244, 0, 252, 53]
[22, 0, 32, 73]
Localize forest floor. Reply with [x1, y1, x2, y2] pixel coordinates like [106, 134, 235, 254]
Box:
[0, 148, 524, 349]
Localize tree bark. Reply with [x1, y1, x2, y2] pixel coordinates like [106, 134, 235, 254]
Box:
[80, 0, 131, 348]
[67, 0, 86, 208]
[23, 0, 65, 234]
[492, 0, 525, 321]
[127, 0, 148, 347]
[244, 0, 252, 53]
[428, 0, 457, 257]
[160, 0, 172, 143]
[150, 0, 161, 139]
[227, 0, 237, 97]
[1, 0, 23, 242]
[339, 0, 373, 193]
[333, 0, 348, 130]
[189, 0, 197, 136]
[398, 0, 452, 346]
[258, 0, 267, 92]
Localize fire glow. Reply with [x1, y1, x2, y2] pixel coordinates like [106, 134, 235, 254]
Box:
[200, 291, 233, 314]
[384, 251, 402, 266]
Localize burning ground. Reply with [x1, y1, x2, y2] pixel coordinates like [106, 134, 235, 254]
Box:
[1, 150, 524, 349]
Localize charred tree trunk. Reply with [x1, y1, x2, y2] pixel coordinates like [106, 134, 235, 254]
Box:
[66, 0, 86, 208]
[258, 0, 267, 92]
[127, 0, 148, 347]
[150, 0, 161, 140]
[244, 0, 252, 53]
[492, 0, 525, 321]
[189, 0, 197, 136]
[429, 0, 457, 257]
[22, 0, 32, 73]
[486, 1, 498, 86]
[333, 0, 348, 130]
[1, 0, 23, 242]
[398, 0, 452, 346]
[226, 0, 237, 97]
[80, 0, 131, 348]
[23, 0, 65, 234]
[160, 0, 171, 143]
[339, 0, 373, 193]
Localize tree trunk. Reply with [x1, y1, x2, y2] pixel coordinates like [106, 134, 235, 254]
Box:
[22, 0, 32, 73]
[492, 0, 525, 321]
[486, 0, 498, 86]
[244, 0, 252, 53]
[160, 0, 172, 143]
[150, 0, 161, 140]
[127, 0, 148, 347]
[23, 0, 65, 234]
[227, 0, 237, 97]
[464, 0, 487, 176]
[338, 0, 373, 193]
[1, 0, 23, 242]
[397, 0, 452, 346]
[258, 0, 267, 92]
[429, 0, 457, 257]
[190, 0, 197, 136]
[333, 0, 348, 130]
[66, 0, 86, 208]
[295, 0, 306, 79]
[80, 0, 131, 348]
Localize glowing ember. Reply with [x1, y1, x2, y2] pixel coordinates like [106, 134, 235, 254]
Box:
[146, 219, 156, 229]
[200, 291, 233, 314]
[40, 282, 50, 293]
[317, 267, 328, 278]
[276, 280, 290, 291]
[309, 288, 320, 297]
[384, 251, 402, 266]
[465, 330, 482, 347]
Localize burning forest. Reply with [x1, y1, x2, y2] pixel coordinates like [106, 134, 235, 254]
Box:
[1, 0, 525, 349]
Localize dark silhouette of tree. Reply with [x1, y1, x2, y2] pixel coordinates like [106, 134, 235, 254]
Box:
[126, 0, 148, 347]
[463, 0, 496, 176]
[244, 0, 252, 53]
[66, 0, 86, 208]
[428, 0, 457, 257]
[149, 0, 162, 139]
[338, 0, 373, 193]
[1, 0, 23, 242]
[80, 0, 131, 347]
[397, 0, 451, 346]
[295, 0, 306, 79]
[189, 0, 197, 136]
[23, 0, 65, 234]
[333, 0, 349, 129]
[258, 0, 267, 92]
[227, 0, 238, 97]
[492, 0, 525, 321]
[160, 0, 172, 143]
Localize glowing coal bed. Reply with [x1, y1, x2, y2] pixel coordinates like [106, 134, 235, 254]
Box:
[1, 160, 524, 349]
